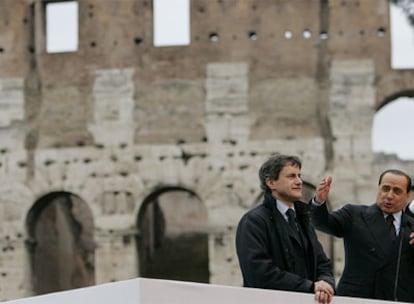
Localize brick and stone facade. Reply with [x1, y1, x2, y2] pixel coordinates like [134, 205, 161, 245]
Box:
[1, 0, 414, 301]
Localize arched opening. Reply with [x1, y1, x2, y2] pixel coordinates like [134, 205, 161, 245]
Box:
[26, 192, 95, 295]
[137, 186, 209, 283]
[373, 95, 414, 160]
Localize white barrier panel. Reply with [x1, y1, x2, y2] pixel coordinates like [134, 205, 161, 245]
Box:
[1, 278, 410, 304]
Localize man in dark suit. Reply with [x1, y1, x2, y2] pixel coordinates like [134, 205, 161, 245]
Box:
[236, 154, 335, 304]
[312, 169, 414, 302]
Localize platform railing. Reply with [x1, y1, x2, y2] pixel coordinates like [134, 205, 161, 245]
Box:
[1, 278, 410, 304]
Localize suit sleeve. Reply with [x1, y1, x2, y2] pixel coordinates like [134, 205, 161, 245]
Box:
[235, 212, 314, 292]
[312, 233, 336, 289]
[311, 202, 353, 238]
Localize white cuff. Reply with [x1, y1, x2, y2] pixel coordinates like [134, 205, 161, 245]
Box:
[312, 197, 325, 206]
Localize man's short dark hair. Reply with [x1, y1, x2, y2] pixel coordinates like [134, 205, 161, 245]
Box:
[259, 154, 302, 192]
[378, 169, 412, 193]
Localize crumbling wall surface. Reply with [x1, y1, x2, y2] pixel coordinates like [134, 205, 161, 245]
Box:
[0, 0, 414, 301]
[0, 0, 31, 77]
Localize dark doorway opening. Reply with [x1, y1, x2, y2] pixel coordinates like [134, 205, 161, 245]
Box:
[137, 187, 209, 283]
[26, 192, 95, 295]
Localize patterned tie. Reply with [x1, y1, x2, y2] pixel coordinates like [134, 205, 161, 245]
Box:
[386, 214, 396, 241]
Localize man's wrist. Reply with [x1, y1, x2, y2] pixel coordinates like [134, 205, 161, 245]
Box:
[312, 197, 325, 206]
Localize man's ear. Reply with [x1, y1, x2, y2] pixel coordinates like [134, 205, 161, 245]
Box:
[265, 177, 275, 190]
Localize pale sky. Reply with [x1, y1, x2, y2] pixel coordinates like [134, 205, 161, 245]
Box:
[46, 1, 414, 160]
[372, 4, 414, 160]
[46, 1, 78, 53]
[153, 0, 190, 46]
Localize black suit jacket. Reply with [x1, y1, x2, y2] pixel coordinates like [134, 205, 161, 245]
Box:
[312, 203, 414, 302]
[235, 192, 335, 293]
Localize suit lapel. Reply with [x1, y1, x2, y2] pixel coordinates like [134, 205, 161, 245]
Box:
[400, 212, 413, 252]
[276, 209, 303, 247]
[362, 204, 393, 256]
[288, 226, 303, 246]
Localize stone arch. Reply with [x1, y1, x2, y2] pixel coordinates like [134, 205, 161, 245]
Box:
[373, 91, 414, 160]
[136, 186, 209, 283]
[377, 89, 414, 111]
[26, 191, 95, 295]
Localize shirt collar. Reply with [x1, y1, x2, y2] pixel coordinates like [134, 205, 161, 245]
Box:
[383, 210, 402, 232]
[383, 210, 402, 220]
[276, 200, 294, 221]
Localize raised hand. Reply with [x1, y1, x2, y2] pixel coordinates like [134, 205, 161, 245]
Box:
[315, 176, 332, 204]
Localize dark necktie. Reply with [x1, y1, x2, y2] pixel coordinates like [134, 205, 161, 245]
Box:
[386, 214, 396, 241]
[286, 209, 299, 232]
[286, 208, 308, 250]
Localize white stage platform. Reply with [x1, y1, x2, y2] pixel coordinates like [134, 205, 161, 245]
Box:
[1, 278, 410, 304]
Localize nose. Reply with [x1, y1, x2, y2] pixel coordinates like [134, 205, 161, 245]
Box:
[385, 190, 394, 199]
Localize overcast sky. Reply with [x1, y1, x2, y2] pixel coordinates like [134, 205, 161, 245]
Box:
[46, 0, 414, 160]
[372, 4, 414, 160]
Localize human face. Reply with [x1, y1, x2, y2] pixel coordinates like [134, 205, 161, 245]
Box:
[376, 172, 410, 214]
[265, 164, 302, 206]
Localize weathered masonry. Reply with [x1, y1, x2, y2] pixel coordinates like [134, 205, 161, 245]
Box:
[1, 0, 414, 301]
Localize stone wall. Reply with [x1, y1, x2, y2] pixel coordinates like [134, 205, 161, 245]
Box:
[1, 0, 414, 301]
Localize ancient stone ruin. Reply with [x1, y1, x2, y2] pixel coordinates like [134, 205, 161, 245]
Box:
[1, 0, 414, 301]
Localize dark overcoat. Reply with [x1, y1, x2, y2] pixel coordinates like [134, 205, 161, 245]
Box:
[236, 192, 335, 293]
